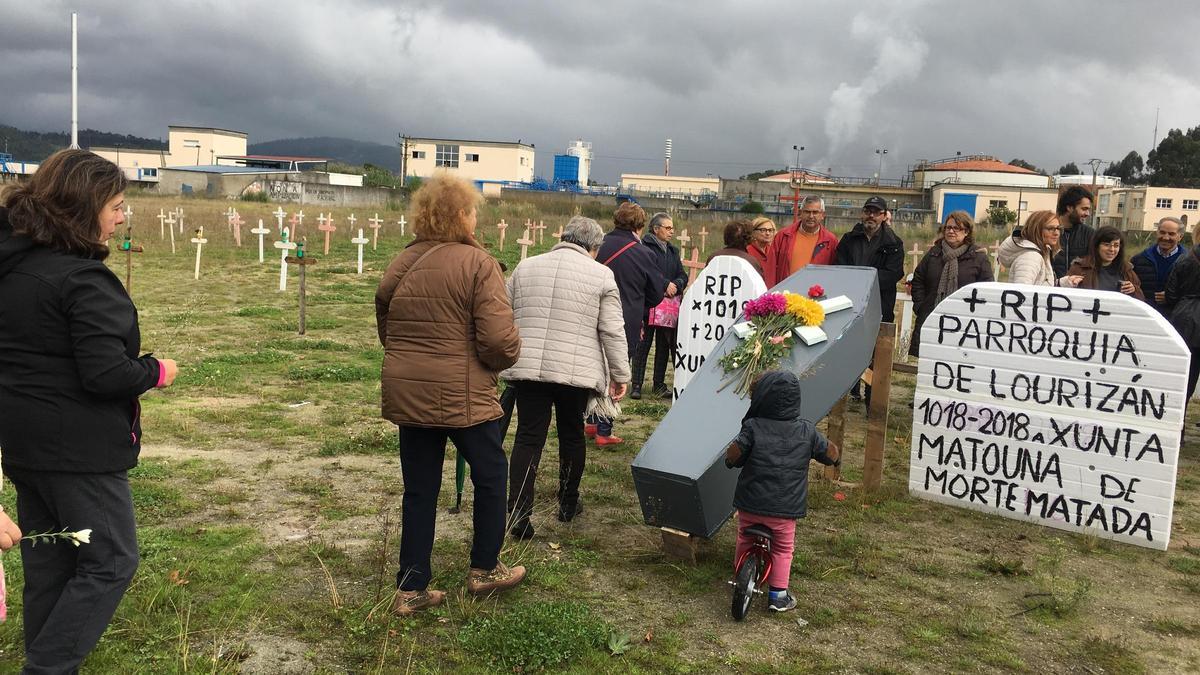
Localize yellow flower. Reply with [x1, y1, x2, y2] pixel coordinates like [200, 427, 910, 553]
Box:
[784, 293, 825, 326]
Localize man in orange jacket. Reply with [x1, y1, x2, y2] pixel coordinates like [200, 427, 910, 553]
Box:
[765, 195, 839, 287]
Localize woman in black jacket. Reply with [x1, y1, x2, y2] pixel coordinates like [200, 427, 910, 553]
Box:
[632, 212, 687, 399]
[908, 211, 994, 357]
[0, 149, 178, 672]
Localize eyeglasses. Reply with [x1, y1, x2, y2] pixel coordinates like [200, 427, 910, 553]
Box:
[942, 225, 965, 232]
[754, 227, 776, 233]
[1042, 226, 1062, 232]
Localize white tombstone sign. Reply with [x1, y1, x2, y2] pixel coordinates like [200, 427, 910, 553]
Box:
[909, 282, 1188, 550]
[673, 256, 768, 399]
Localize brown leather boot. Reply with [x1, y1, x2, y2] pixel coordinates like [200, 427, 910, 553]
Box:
[467, 561, 527, 596]
[391, 588, 446, 616]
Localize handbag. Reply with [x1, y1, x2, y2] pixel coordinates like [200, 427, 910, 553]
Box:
[648, 296, 681, 328]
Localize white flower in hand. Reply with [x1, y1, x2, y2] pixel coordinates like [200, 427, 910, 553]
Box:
[69, 529, 92, 546]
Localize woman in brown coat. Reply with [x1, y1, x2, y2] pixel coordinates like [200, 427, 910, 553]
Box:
[909, 211, 994, 357]
[1066, 225, 1144, 300]
[375, 174, 524, 615]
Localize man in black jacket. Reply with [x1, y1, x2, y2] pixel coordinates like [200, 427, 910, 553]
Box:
[1051, 185, 1096, 278]
[1131, 216, 1186, 315]
[835, 196, 904, 402]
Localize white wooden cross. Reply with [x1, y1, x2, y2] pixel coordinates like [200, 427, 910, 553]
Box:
[273, 207, 287, 234]
[368, 213, 384, 250]
[677, 228, 691, 259]
[190, 227, 207, 280]
[157, 209, 166, 239]
[274, 227, 297, 291]
[229, 210, 244, 247]
[397, 215, 407, 237]
[351, 228, 369, 274]
[989, 242, 1003, 274]
[165, 212, 177, 254]
[699, 227, 709, 252]
[516, 227, 534, 261]
[123, 204, 133, 225]
[251, 218, 271, 263]
[908, 242, 925, 272]
[318, 212, 336, 255]
[175, 207, 185, 234]
[224, 206, 236, 221]
[346, 213, 357, 240]
[496, 219, 508, 251]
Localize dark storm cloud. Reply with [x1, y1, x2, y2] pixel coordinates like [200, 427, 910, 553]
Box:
[2, 0, 1198, 181]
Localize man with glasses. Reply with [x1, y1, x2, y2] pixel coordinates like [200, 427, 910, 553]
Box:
[1131, 216, 1186, 315]
[765, 196, 839, 286]
[835, 196, 905, 402]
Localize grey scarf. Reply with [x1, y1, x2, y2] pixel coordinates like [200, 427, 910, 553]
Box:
[936, 241, 970, 303]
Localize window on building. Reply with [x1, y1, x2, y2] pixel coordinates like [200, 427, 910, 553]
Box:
[1183, 199, 1199, 210]
[1156, 197, 1173, 209]
[1117, 195, 1126, 209]
[520, 157, 528, 166]
[1018, 201, 1028, 210]
[411, 150, 426, 159]
[1098, 194, 1110, 212]
[1133, 197, 1142, 209]
[465, 153, 480, 162]
[988, 199, 1008, 209]
[435, 144, 459, 168]
[142, 168, 157, 177]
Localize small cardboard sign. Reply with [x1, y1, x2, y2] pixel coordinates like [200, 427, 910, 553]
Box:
[909, 282, 1188, 550]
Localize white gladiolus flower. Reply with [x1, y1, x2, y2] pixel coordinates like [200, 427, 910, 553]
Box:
[70, 529, 92, 546]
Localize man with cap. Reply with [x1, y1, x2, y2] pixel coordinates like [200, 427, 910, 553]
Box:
[834, 196, 904, 401]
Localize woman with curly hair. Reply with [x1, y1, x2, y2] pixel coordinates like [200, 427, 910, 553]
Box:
[375, 173, 525, 615]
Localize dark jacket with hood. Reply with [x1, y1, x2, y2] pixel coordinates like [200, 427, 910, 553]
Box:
[834, 222, 904, 322]
[640, 232, 687, 298]
[725, 371, 835, 519]
[0, 207, 162, 473]
[1051, 219, 1096, 278]
[597, 229, 667, 353]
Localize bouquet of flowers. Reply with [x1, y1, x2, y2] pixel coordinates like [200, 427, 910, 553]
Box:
[719, 286, 826, 396]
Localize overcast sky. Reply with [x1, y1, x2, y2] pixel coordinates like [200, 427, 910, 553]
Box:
[3, 1, 1199, 183]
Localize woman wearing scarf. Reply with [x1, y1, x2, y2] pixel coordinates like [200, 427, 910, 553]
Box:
[908, 211, 994, 357]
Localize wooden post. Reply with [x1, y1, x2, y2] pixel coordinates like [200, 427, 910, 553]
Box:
[120, 228, 143, 293]
[660, 527, 702, 563]
[318, 213, 336, 255]
[823, 395, 848, 481]
[286, 241, 318, 335]
[368, 214, 384, 250]
[682, 247, 705, 285]
[863, 322, 896, 491]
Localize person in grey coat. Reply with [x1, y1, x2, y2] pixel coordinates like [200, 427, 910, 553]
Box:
[503, 216, 631, 538]
[632, 212, 687, 399]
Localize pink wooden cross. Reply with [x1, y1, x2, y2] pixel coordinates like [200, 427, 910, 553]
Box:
[318, 213, 336, 255]
[682, 248, 706, 285]
[229, 211, 244, 247]
[288, 211, 304, 238]
[368, 213, 384, 250]
[552, 224, 563, 242]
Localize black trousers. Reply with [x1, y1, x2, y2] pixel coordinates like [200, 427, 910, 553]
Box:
[632, 326, 677, 390]
[5, 467, 139, 675]
[396, 421, 507, 591]
[508, 381, 591, 519]
[499, 382, 518, 439]
[1188, 347, 1200, 400]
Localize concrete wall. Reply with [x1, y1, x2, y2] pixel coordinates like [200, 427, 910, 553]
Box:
[156, 169, 396, 207]
[406, 139, 535, 183]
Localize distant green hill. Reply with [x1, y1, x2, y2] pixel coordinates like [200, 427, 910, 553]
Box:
[0, 124, 165, 162]
[249, 136, 400, 172]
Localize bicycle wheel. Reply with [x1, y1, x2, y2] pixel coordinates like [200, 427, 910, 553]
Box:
[731, 555, 759, 621]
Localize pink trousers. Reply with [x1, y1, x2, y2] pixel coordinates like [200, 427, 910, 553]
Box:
[733, 511, 796, 590]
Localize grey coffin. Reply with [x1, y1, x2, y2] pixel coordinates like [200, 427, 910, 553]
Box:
[630, 265, 881, 538]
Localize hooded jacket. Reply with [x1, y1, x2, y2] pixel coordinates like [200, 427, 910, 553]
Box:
[0, 207, 162, 473]
[1052, 220, 1096, 278]
[726, 371, 835, 519]
[997, 234, 1056, 286]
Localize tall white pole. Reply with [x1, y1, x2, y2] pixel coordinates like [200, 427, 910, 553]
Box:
[70, 12, 78, 149]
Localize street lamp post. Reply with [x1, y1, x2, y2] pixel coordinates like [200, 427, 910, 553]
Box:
[954, 150, 961, 183]
[792, 144, 804, 172]
[875, 148, 888, 186]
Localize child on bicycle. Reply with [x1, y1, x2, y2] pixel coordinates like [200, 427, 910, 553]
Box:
[725, 370, 840, 612]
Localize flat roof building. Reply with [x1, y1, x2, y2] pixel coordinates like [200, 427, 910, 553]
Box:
[1097, 186, 1200, 232]
[402, 137, 535, 194]
[620, 174, 720, 198]
[911, 155, 1051, 190]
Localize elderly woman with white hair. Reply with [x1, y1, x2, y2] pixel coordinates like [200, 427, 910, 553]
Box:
[504, 216, 631, 539]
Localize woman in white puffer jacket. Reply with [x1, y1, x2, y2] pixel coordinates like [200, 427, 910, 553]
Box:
[503, 216, 631, 539]
[996, 210, 1083, 287]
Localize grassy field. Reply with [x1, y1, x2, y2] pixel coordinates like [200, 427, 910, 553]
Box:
[0, 194, 1197, 673]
